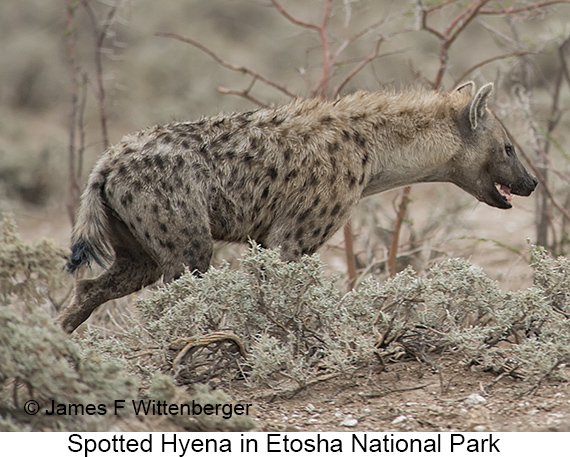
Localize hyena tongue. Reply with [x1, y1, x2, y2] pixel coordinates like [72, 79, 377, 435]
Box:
[496, 183, 513, 202]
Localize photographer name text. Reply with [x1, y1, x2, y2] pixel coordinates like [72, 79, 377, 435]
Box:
[41, 399, 251, 420]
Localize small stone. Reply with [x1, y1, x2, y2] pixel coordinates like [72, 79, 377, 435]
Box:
[464, 393, 486, 405]
[392, 415, 407, 425]
[341, 415, 358, 427]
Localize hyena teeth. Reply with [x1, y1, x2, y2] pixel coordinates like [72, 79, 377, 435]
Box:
[495, 182, 512, 202]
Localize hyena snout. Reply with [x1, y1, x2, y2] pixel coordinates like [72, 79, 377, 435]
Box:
[492, 166, 538, 209]
[511, 173, 538, 197]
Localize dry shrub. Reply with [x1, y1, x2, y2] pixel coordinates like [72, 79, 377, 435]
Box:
[145, 374, 254, 432]
[96, 244, 378, 392]
[0, 214, 135, 431]
[0, 214, 253, 432]
[87, 242, 570, 394]
[0, 214, 68, 308]
[2, 212, 570, 431]
[0, 214, 132, 431]
[366, 247, 570, 382]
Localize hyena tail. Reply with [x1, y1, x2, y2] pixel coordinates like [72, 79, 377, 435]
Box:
[66, 163, 114, 274]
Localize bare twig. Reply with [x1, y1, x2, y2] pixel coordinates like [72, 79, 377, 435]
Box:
[64, 0, 81, 225]
[438, 0, 492, 88]
[518, 358, 568, 397]
[388, 186, 412, 277]
[516, 142, 570, 224]
[271, 0, 333, 97]
[332, 15, 388, 61]
[81, 0, 123, 151]
[363, 382, 434, 399]
[454, 50, 535, 85]
[479, 0, 570, 15]
[156, 31, 297, 100]
[420, 0, 458, 16]
[270, 0, 322, 31]
[217, 76, 271, 108]
[284, 372, 341, 400]
[343, 219, 357, 291]
[333, 37, 385, 95]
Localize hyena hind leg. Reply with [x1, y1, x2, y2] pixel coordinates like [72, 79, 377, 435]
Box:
[58, 248, 161, 333]
[59, 212, 162, 333]
[159, 231, 214, 283]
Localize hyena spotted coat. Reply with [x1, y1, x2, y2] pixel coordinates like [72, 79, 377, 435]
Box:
[60, 82, 537, 332]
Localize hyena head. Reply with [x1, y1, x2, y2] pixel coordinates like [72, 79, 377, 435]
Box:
[450, 82, 538, 209]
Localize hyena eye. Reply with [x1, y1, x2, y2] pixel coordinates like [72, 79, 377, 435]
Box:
[505, 144, 515, 157]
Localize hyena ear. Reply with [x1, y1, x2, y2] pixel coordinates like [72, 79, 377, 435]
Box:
[454, 81, 475, 95]
[469, 83, 493, 130]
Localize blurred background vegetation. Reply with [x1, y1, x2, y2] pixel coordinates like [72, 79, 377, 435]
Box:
[1, 0, 569, 288]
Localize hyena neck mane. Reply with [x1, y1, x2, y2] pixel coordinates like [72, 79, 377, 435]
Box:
[360, 89, 473, 197]
[257, 88, 472, 198]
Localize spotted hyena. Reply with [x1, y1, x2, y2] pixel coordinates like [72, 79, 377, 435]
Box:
[59, 82, 537, 332]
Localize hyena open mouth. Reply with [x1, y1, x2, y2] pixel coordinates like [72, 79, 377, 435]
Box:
[495, 182, 512, 203]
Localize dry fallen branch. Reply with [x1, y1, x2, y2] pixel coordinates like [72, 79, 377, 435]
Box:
[172, 331, 247, 373]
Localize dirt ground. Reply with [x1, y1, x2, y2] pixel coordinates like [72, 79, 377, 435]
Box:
[241, 357, 570, 433]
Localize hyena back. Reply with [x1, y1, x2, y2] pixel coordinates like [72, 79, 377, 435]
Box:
[59, 82, 537, 332]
